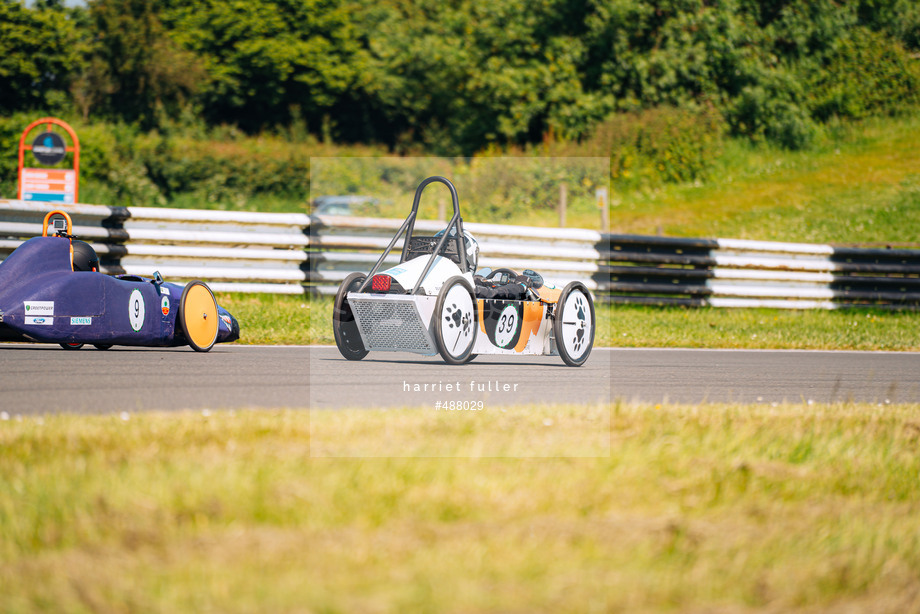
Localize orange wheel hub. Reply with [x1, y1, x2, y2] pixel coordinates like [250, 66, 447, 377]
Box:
[182, 282, 218, 351]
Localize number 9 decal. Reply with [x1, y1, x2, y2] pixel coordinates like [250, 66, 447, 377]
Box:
[494, 304, 518, 348]
[129, 289, 145, 332]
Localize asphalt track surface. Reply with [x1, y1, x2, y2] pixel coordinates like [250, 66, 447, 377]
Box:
[0, 344, 918, 415]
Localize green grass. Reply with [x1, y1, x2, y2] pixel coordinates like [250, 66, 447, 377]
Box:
[607, 305, 920, 351]
[206, 114, 920, 352]
[214, 292, 616, 347]
[612, 114, 920, 244]
[216, 293, 616, 347]
[74, 114, 920, 243]
[216, 293, 315, 345]
[3, 401, 920, 613]
[217, 294, 920, 351]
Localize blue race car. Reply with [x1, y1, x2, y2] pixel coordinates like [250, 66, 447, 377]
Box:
[0, 210, 239, 351]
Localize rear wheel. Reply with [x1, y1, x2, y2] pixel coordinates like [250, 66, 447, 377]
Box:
[333, 272, 369, 360]
[60, 342, 84, 350]
[93, 344, 113, 350]
[553, 282, 595, 367]
[433, 276, 477, 365]
[179, 281, 219, 352]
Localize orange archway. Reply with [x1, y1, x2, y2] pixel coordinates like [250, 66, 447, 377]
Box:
[18, 117, 81, 204]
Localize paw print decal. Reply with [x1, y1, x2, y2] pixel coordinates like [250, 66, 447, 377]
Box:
[571, 295, 588, 353]
[445, 303, 464, 329]
[572, 327, 585, 353]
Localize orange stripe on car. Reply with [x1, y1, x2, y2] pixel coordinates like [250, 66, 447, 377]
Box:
[514, 301, 544, 352]
[536, 286, 562, 304]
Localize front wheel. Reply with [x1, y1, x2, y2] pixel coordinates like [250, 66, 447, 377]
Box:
[553, 282, 595, 367]
[433, 276, 477, 365]
[333, 272, 369, 360]
[60, 342, 84, 350]
[179, 280, 219, 352]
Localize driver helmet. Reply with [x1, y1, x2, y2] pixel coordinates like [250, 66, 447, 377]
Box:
[71, 240, 99, 272]
[435, 228, 479, 273]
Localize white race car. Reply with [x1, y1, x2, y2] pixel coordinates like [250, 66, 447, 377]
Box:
[332, 176, 595, 366]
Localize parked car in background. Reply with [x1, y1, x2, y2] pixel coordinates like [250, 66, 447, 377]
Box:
[311, 195, 378, 216]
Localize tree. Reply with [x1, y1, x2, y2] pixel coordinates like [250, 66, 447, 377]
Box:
[158, 0, 366, 133]
[0, 1, 83, 113]
[81, 0, 206, 127]
[354, 0, 607, 154]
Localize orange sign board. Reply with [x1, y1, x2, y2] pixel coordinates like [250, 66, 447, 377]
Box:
[17, 117, 80, 204]
[21, 168, 77, 203]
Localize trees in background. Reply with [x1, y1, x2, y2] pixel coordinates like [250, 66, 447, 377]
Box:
[1, 0, 919, 154]
[0, 1, 82, 114]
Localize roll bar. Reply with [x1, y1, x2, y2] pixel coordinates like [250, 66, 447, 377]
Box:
[357, 176, 466, 294]
[42, 210, 73, 237]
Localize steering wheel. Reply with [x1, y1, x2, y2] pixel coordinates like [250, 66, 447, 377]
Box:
[484, 268, 518, 285]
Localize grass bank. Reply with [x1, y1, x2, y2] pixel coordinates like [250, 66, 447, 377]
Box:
[217, 294, 920, 351]
[217, 294, 617, 347]
[73, 114, 920, 244]
[612, 114, 920, 243]
[2, 402, 919, 612]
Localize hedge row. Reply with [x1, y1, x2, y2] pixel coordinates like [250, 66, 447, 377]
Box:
[1, 106, 724, 209]
[3, 1, 920, 156]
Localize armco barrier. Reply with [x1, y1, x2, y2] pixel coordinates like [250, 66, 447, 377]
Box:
[2, 199, 918, 308]
[0, 200, 310, 294]
[0, 200, 611, 298]
[607, 235, 920, 309]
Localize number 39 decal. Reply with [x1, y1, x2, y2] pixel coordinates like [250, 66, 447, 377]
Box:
[494, 304, 519, 348]
[129, 289, 145, 331]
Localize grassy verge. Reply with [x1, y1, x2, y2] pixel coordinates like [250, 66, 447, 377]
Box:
[73, 114, 920, 243]
[607, 305, 920, 351]
[3, 402, 920, 612]
[612, 114, 920, 243]
[217, 294, 920, 351]
[216, 293, 616, 348]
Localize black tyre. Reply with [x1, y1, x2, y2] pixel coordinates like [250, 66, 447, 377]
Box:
[60, 342, 84, 350]
[179, 280, 219, 352]
[553, 282, 595, 367]
[93, 344, 113, 350]
[333, 272, 369, 360]
[433, 276, 477, 365]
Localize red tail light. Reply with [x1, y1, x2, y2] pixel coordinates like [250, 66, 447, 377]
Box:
[371, 274, 391, 292]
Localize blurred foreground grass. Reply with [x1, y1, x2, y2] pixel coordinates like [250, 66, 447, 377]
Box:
[218, 294, 919, 351]
[2, 402, 920, 612]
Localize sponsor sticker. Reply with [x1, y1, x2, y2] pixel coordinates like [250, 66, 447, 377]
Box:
[24, 301, 54, 315]
[220, 314, 232, 328]
[0, 309, 4, 323]
[129, 289, 145, 331]
[70, 317, 92, 325]
[160, 286, 170, 296]
[25, 316, 52, 325]
[161, 295, 170, 316]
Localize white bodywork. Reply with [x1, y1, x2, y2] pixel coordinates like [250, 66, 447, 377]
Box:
[346, 255, 470, 355]
[333, 174, 594, 366]
[347, 293, 440, 355]
[346, 255, 560, 357]
[377, 255, 472, 295]
[471, 302, 555, 356]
